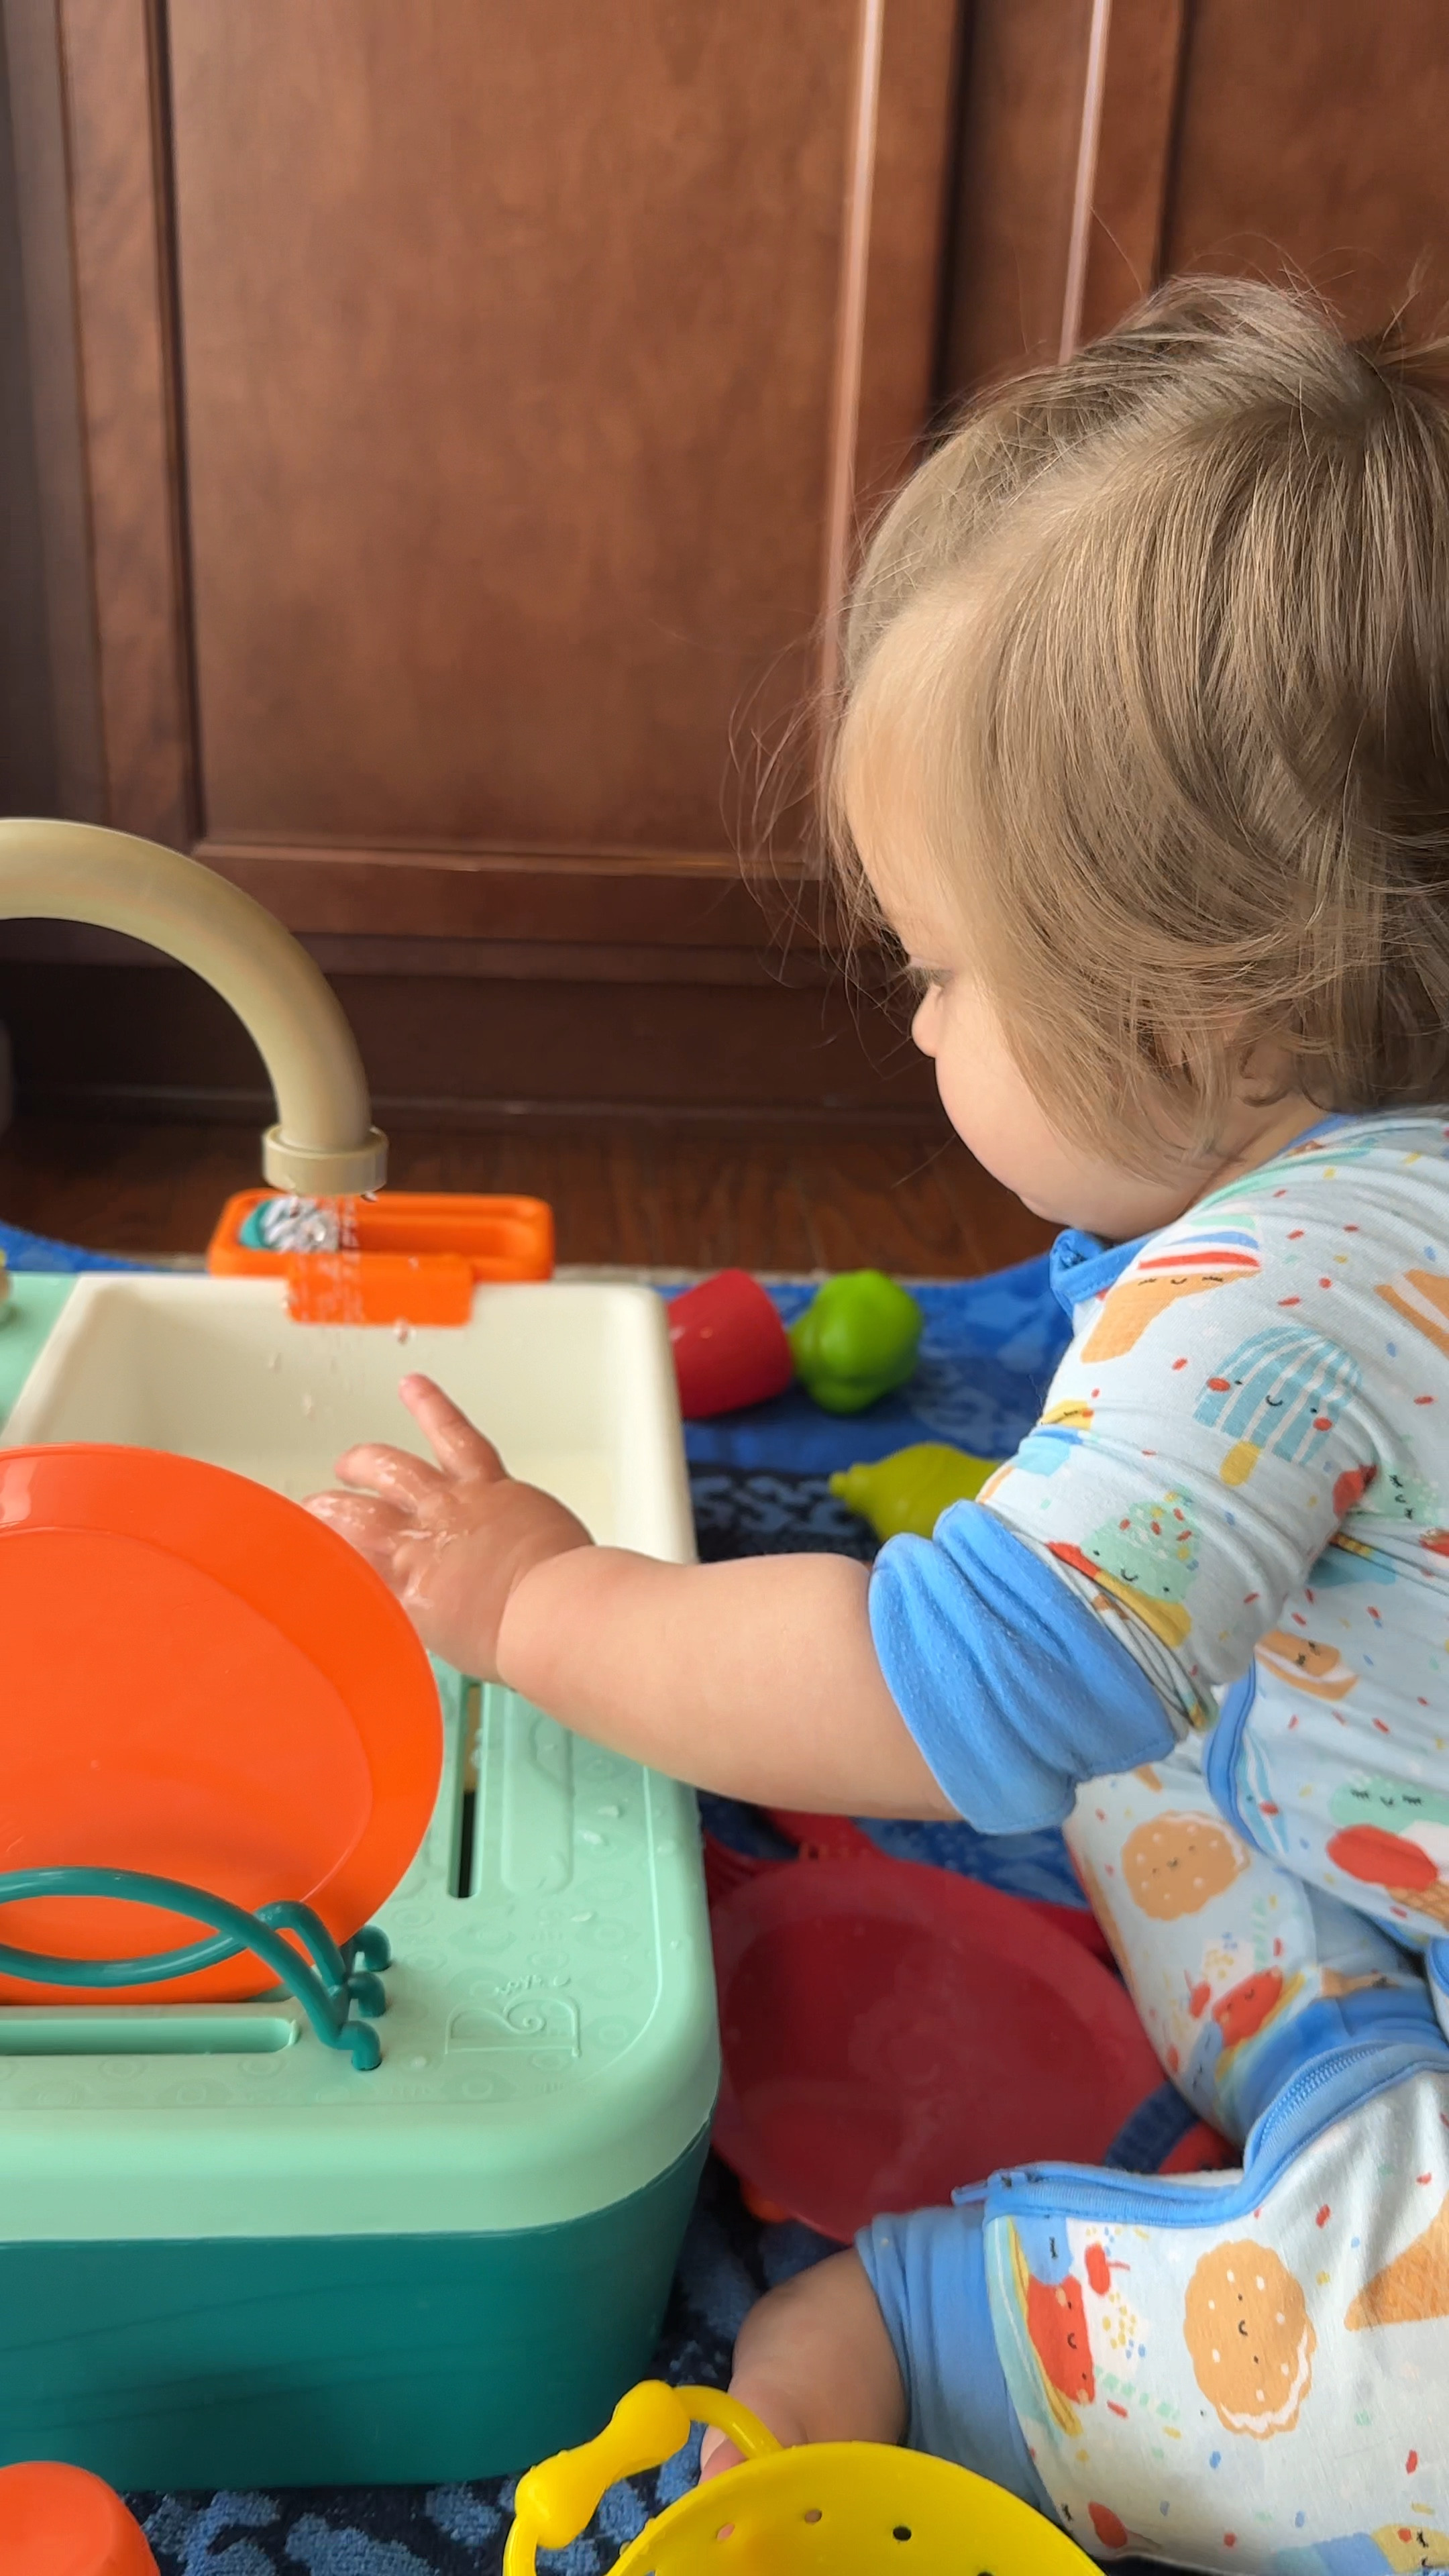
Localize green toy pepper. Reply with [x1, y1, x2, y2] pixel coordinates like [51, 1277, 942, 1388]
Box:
[789, 1269, 923, 1415]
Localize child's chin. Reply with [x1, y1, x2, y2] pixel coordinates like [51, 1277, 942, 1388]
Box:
[1018, 1187, 1071, 1224]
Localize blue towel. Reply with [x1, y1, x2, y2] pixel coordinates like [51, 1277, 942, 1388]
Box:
[0, 1218, 142, 1273]
[678, 1258, 1067, 1472]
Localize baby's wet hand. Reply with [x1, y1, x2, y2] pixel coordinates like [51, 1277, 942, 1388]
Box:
[304, 1373, 592, 1678]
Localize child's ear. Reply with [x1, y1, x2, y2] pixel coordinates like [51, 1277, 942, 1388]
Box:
[1231, 1033, 1301, 1109]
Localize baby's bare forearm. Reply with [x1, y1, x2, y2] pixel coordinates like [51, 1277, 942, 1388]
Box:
[496, 1544, 953, 1815]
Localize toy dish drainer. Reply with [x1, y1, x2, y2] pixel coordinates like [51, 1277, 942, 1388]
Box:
[0, 1863, 392, 2065]
[0, 1271, 718, 2493]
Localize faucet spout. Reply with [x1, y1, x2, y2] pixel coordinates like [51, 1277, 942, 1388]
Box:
[0, 820, 386, 1195]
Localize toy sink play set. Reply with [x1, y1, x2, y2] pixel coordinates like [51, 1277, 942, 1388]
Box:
[0, 820, 718, 2491]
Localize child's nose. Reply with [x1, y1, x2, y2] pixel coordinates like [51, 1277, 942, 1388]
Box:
[910, 991, 940, 1056]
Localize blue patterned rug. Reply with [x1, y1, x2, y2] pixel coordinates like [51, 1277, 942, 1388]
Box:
[1, 1227, 1170, 2571]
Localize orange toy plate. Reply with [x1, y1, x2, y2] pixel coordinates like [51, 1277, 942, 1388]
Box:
[0, 1444, 443, 2005]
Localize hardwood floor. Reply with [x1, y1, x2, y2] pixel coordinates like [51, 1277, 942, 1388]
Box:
[0, 1114, 1056, 1275]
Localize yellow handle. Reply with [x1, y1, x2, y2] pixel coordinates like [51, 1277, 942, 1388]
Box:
[504, 2383, 782, 2575]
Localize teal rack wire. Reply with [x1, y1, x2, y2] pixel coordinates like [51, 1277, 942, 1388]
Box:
[0, 1867, 391, 2070]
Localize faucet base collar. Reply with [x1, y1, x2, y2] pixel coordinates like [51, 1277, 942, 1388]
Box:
[262, 1126, 388, 1198]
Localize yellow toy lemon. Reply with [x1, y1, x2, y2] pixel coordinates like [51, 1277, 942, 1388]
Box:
[830, 1441, 994, 1542]
[504, 2381, 1095, 2574]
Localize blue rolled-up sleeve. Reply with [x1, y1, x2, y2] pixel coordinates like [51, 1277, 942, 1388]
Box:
[857, 2198, 1047, 2504]
[869, 1501, 1175, 1833]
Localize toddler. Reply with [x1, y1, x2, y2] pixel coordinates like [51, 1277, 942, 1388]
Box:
[310, 281, 1449, 2571]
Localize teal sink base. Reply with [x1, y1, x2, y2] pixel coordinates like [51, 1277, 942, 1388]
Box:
[0, 2126, 708, 2489]
[0, 1273, 720, 2490]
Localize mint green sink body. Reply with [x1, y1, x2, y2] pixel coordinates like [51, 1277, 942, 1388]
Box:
[0, 2149, 707, 2489]
[0, 1275, 718, 2485]
[0, 1273, 74, 1424]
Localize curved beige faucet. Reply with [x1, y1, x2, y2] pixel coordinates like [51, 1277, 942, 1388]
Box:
[0, 820, 387, 1195]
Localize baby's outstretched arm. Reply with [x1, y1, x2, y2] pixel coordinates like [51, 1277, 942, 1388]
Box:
[306, 1375, 952, 1817]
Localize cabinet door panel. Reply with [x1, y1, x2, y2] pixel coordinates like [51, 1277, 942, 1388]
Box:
[171, 1, 850, 852]
[1165, 1, 1449, 331]
[20, 0, 955, 923]
[943, 0, 1449, 399]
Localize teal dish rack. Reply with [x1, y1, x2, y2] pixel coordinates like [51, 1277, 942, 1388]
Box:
[0, 1275, 718, 2488]
[0, 1666, 715, 2489]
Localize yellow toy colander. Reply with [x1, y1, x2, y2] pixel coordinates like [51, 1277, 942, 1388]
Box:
[503, 2380, 1096, 2573]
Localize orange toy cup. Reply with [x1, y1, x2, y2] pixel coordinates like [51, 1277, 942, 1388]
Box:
[0, 2461, 158, 2575]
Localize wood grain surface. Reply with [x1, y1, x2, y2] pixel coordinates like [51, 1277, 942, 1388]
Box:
[5, 0, 1446, 1126]
[0, 1108, 1053, 1276]
[162, 0, 953, 869]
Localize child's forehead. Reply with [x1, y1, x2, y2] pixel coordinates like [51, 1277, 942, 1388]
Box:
[863, 852, 969, 963]
[845, 762, 969, 957]
[839, 590, 994, 940]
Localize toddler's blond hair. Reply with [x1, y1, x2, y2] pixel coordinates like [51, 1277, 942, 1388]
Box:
[833, 278, 1449, 1166]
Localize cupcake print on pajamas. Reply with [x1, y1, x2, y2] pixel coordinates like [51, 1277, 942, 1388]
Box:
[1195, 1323, 1364, 1487]
[1081, 1229, 1260, 1361]
[1049, 1493, 1199, 1648]
[1371, 1442, 1446, 1535]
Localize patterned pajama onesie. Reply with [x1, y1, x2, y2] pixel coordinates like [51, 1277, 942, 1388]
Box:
[857, 1113, 1449, 2569]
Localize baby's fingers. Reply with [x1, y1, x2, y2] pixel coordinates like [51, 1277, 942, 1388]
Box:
[698, 2430, 745, 2483]
[399, 1375, 506, 1482]
[331, 1440, 444, 1510]
[303, 1489, 412, 1576]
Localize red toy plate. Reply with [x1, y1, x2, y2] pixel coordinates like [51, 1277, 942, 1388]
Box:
[0, 1444, 443, 2005]
[712, 1854, 1165, 2243]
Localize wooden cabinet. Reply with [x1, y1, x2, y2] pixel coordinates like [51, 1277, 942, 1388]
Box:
[1, 0, 1446, 1124]
[946, 0, 1449, 390]
[4, 1, 957, 918]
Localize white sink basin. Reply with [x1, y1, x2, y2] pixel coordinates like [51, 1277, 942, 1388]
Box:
[1, 1273, 693, 1560]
